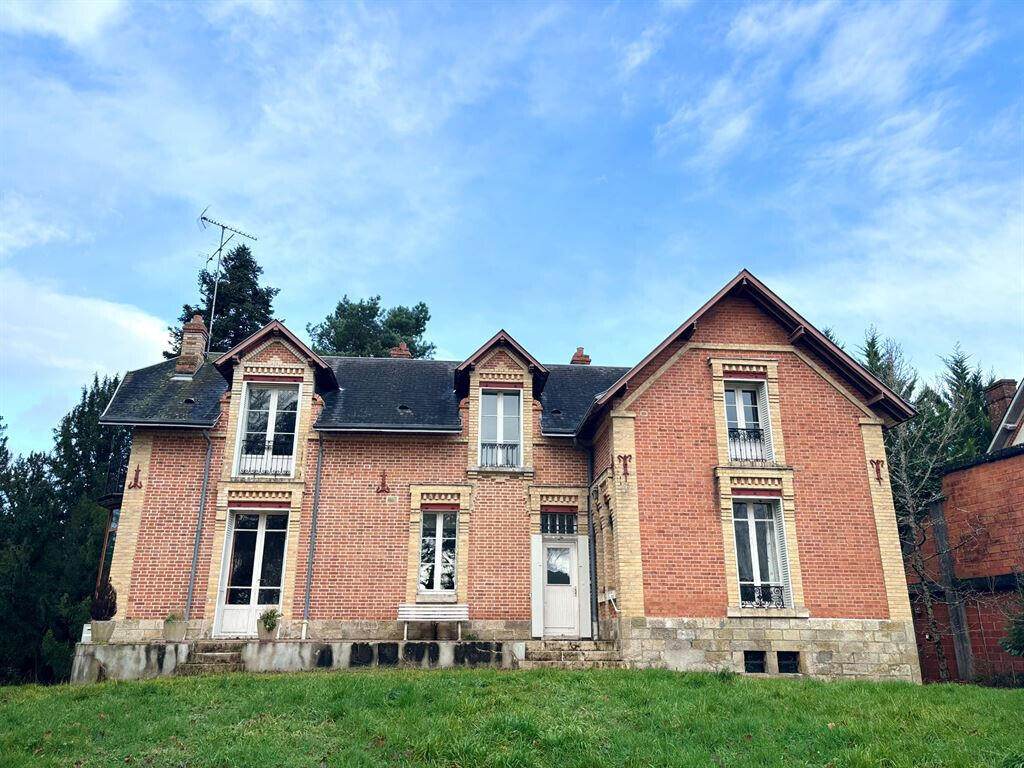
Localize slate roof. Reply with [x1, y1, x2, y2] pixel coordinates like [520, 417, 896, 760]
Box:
[100, 354, 628, 436]
[539, 365, 630, 435]
[100, 355, 228, 427]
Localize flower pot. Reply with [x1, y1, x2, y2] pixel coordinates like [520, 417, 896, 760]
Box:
[91, 619, 115, 644]
[257, 623, 277, 641]
[163, 619, 187, 642]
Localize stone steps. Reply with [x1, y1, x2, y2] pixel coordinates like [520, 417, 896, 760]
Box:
[517, 659, 627, 670]
[519, 639, 623, 670]
[176, 661, 244, 676]
[175, 640, 246, 676]
[525, 640, 616, 653]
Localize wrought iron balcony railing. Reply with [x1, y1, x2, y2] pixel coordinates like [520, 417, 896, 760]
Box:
[480, 442, 521, 469]
[728, 427, 768, 462]
[740, 583, 786, 609]
[238, 440, 295, 477]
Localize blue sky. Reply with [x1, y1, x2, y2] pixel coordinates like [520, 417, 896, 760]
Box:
[1, 0, 1022, 456]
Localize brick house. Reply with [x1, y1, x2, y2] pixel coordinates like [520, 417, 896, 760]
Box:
[94, 270, 920, 679]
[910, 379, 1024, 683]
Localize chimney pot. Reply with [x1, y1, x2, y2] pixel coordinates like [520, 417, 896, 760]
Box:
[570, 346, 591, 365]
[983, 378, 1017, 433]
[389, 341, 412, 359]
[176, 314, 209, 374]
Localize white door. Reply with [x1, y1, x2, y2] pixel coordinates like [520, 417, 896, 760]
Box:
[216, 512, 288, 636]
[543, 540, 578, 638]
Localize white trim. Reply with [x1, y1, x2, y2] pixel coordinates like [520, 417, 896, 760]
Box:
[478, 388, 523, 468]
[98, 374, 127, 423]
[233, 381, 302, 479]
[416, 508, 458, 596]
[987, 380, 1024, 453]
[730, 497, 790, 608]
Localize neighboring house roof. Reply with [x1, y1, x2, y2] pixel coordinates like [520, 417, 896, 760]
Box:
[585, 269, 916, 429]
[99, 355, 228, 428]
[987, 378, 1024, 453]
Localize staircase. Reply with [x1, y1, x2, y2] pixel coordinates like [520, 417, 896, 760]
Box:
[176, 640, 245, 676]
[517, 639, 624, 670]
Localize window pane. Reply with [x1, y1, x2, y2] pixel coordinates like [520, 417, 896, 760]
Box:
[442, 512, 457, 538]
[546, 547, 571, 585]
[266, 514, 289, 530]
[742, 390, 759, 427]
[725, 389, 738, 428]
[755, 519, 778, 582]
[734, 518, 753, 582]
[229, 530, 257, 587]
[440, 538, 456, 590]
[503, 413, 520, 443]
[235, 514, 259, 530]
[272, 433, 294, 456]
[247, 387, 271, 411]
[259, 531, 286, 589]
[481, 413, 498, 442]
[227, 587, 251, 605]
[275, 410, 297, 434]
[419, 513, 436, 590]
[243, 433, 267, 455]
[276, 388, 298, 412]
[246, 411, 269, 433]
[257, 588, 280, 605]
[482, 392, 498, 415]
[418, 563, 435, 591]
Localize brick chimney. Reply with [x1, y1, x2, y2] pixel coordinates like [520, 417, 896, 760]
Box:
[389, 341, 412, 359]
[570, 346, 591, 365]
[176, 314, 208, 374]
[983, 378, 1017, 432]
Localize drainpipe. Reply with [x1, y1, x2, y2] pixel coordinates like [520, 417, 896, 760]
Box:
[302, 431, 325, 640]
[585, 440, 599, 640]
[185, 430, 213, 624]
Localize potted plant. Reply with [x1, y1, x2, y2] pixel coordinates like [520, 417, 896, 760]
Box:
[258, 608, 282, 641]
[163, 611, 187, 642]
[90, 580, 117, 644]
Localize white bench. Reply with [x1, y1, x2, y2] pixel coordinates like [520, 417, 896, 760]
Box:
[398, 603, 469, 641]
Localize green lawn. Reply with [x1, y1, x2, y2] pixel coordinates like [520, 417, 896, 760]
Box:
[1, 669, 1021, 768]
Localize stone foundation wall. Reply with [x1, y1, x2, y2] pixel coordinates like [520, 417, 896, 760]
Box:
[615, 616, 921, 682]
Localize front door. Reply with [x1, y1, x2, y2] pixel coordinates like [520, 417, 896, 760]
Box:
[543, 540, 578, 638]
[216, 511, 288, 637]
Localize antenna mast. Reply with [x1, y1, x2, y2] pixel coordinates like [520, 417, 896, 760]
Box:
[197, 208, 258, 353]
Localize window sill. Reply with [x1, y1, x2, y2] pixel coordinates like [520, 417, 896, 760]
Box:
[727, 606, 810, 619]
[416, 592, 458, 604]
[230, 472, 299, 482]
[468, 465, 535, 479]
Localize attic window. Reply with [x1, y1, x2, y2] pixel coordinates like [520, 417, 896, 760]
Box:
[183, 397, 196, 405]
[550, 408, 562, 415]
[397, 404, 412, 414]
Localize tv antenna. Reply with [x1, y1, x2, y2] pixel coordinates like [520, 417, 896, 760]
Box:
[197, 207, 258, 353]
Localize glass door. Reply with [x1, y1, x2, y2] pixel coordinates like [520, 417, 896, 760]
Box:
[217, 512, 288, 636]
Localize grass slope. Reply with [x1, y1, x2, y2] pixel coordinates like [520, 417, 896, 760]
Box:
[2, 669, 1022, 767]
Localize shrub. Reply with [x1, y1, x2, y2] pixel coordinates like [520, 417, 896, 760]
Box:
[90, 581, 117, 621]
[259, 608, 282, 631]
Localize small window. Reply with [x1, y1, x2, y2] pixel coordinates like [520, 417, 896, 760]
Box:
[724, 383, 769, 462]
[777, 651, 800, 674]
[733, 500, 788, 608]
[744, 650, 766, 673]
[480, 390, 521, 468]
[541, 511, 577, 535]
[418, 510, 457, 592]
[238, 384, 299, 476]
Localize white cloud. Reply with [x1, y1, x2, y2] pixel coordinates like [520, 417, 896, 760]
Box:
[655, 75, 760, 166]
[0, 193, 69, 257]
[728, 0, 836, 51]
[793, 1, 950, 107]
[0, 0, 124, 46]
[621, 23, 670, 76]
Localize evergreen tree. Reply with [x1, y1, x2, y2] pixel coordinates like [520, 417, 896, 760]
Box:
[307, 295, 435, 358]
[165, 243, 278, 357]
[0, 378, 129, 683]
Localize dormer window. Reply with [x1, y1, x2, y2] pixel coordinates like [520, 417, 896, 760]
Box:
[237, 384, 299, 477]
[725, 382, 773, 463]
[480, 390, 521, 468]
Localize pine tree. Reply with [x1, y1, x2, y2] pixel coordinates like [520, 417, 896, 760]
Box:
[165, 243, 278, 357]
[307, 295, 435, 358]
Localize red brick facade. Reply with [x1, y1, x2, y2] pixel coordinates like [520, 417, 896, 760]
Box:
[104, 272, 921, 680]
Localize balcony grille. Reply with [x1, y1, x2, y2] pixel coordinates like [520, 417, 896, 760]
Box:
[728, 427, 768, 462]
[480, 442, 520, 468]
[238, 441, 294, 477]
[739, 583, 786, 609]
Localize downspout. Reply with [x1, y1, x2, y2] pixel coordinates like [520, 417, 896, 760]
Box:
[302, 431, 325, 640]
[184, 430, 213, 624]
[586, 441, 600, 640]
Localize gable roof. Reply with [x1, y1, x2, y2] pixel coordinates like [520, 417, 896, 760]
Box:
[588, 269, 915, 427]
[987, 378, 1024, 453]
[99, 354, 227, 428]
[213, 320, 337, 388]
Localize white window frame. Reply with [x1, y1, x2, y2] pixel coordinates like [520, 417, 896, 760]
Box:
[731, 496, 791, 609]
[477, 389, 523, 468]
[417, 509, 458, 595]
[233, 381, 302, 479]
[724, 379, 773, 462]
